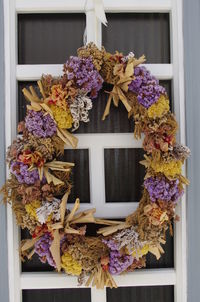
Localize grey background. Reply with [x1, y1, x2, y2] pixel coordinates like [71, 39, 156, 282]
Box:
[184, 0, 200, 301]
[0, 0, 9, 301]
[0, 0, 200, 301]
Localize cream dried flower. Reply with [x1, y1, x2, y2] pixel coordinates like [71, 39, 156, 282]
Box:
[36, 198, 61, 224]
[113, 226, 145, 255]
[70, 94, 92, 131]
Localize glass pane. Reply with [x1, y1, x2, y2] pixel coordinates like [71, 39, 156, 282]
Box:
[18, 14, 85, 64]
[146, 228, 174, 268]
[107, 286, 174, 302]
[104, 149, 145, 202]
[102, 13, 170, 63]
[59, 149, 90, 203]
[23, 289, 91, 302]
[160, 80, 173, 111]
[160, 80, 171, 102]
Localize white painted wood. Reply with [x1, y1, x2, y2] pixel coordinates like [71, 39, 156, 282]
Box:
[16, 64, 173, 81]
[17, 133, 143, 149]
[20, 269, 176, 289]
[91, 288, 106, 302]
[4, 0, 21, 301]
[65, 133, 143, 149]
[16, 0, 172, 13]
[103, 0, 172, 12]
[114, 268, 176, 287]
[94, 202, 139, 218]
[16, 0, 86, 13]
[67, 201, 139, 217]
[89, 145, 106, 210]
[170, 1, 187, 302]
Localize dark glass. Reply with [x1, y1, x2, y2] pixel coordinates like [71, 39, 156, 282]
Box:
[18, 14, 85, 64]
[102, 13, 170, 63]
[146, 228, 174, 268]
[160, 80, 172, 103]
[59, 149, 90, 203]
[104, 148, 145, 203]
[23, 289, 91, 302]
[107, 286, 174, 302]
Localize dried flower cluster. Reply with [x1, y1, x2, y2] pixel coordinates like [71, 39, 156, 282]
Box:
[0, 43, 190, 288]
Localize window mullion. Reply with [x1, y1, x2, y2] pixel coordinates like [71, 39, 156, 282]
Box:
[91, 288, 106, 302]
[16, 64, 173, 81]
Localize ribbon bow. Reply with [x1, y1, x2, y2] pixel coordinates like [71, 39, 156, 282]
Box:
[102, 56, 146, 120]
[93, 0, 107, 26]
[85, 0, 108, 26]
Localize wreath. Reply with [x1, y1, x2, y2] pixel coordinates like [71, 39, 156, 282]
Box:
[1, 43, 190, 289]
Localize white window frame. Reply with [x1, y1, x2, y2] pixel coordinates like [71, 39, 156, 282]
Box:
[4, 1, 186, 302]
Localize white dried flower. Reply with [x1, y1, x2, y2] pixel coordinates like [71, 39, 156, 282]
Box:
[122, 52, 135, 63]
[36, 198, 61, 224]
[113, 226, 145, 255]
[70, 94, 92, 131]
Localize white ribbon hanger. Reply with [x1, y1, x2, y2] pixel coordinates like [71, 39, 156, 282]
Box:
[84, 0, 108, 26]
[83, 0, 108, 45]
[93, 0, 108, 26]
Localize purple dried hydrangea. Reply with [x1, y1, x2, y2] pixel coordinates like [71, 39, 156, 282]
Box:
[109, 250, 133, 275]
[129, 66, 166, 108]
[102, 239, 120, 251]
[102, 238, 133, 275]
[10, 161, 40, 185]
[35, 233, 56, 268]
[144, 176, 183, 203]
[64, 56, 103, 98]
[25, 110, 57, 138]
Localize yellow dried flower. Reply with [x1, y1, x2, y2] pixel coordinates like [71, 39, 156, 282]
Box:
[61, 252, 82, 276]
[50, 104, 73, 129]
[151, 159, 182, 177]
[147, 95, 170, 119]
[132, 244, 149, 258]
[25, 200, 41, 219]
[46, 213, 53, 222]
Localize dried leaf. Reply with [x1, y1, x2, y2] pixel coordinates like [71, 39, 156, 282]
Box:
[60, 191, 69, 224]
[50, 229, 61, 271]
[21, 238, 38, 252]
[97, 222, 131, 236]
[102, 93, 112, 121]
[125, 61, 134, 77]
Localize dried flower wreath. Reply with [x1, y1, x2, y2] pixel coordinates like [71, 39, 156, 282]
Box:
[1, 43, 190, 288]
